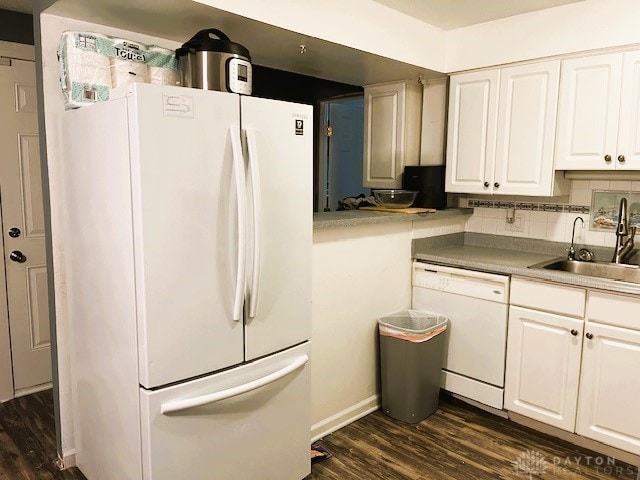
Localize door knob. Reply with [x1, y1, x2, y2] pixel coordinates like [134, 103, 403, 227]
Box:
[585, 332, 594, 340]
[618, 154, 626, 163]
[483, 181, 490, 188]
[570, 329, 578, 336]
[604, 154, 612, 163]
[8, 227, 21, 238]
[9, 251, 27, 263]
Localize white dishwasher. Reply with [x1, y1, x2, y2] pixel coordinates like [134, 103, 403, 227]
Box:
[412, 261, 509, 409]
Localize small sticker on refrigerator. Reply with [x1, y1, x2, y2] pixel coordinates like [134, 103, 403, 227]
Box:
[163, 94, 194, 118]
[295, 119, 304, 135]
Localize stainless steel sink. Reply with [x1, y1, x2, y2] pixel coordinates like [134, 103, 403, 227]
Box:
[529, 258, 640, 284]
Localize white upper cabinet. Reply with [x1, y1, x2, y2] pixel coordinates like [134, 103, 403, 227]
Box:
[617, 50, 640, 170]
[556, 51, 640, 170]
[446, 61, 567, 196]
[446, 69, 498, 194]
[363, 80, 422, 188]
[494, 61, 567, 195]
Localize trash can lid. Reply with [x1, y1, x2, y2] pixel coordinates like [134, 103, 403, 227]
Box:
[378, 309, 448, 335]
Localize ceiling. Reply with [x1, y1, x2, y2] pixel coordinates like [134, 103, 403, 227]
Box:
[372, 0, 586, 30]
[2, 0, 589, 86]
[3, 0, 586, 29]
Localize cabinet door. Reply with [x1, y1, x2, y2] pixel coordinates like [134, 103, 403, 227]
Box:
[555, 53, 622, 170]
[445, 70, 499, 194]
[363, 82, 405, 188]
[617, 50, 640, 170]
[493, 61, 560, 195]
[576, 322, 640, 454]
[504, 306, 583, 431]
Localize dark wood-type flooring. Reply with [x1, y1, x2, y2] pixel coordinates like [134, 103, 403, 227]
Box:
[309, 395, 640, 480]
[1, 391, 637, 479]
[0, 390, 85, 480]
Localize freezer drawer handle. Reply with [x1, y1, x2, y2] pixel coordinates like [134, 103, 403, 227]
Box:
[160, 354, 309, 415]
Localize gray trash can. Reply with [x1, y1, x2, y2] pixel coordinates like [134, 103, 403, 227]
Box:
[378, 310, 448, 424]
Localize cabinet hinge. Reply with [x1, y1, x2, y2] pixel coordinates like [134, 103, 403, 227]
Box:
[0, 58, 12, 67]
[325, 125, 333, 137]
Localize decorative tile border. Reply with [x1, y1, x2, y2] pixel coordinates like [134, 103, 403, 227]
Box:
[467, 199, 590, 213]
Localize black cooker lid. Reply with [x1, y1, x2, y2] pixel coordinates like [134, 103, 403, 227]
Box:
[176, 29, 251, 60]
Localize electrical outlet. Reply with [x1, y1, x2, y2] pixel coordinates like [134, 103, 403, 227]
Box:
[505, 212, 525, 232]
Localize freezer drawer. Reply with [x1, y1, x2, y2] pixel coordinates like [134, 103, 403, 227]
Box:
[139, 343, 310, 480]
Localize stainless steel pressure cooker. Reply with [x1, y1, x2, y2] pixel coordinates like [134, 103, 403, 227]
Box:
[176, 29, 252, 95]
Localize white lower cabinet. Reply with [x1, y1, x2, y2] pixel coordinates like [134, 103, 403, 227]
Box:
[506, 282, 640, 455]
[505, 306, 583, 431]
[576, 322, 640, 454]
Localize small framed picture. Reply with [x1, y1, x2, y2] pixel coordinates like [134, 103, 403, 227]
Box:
[590, 190, 640, 231]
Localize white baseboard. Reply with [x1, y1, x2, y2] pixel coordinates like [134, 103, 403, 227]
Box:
[57, 449, 76, 469]
[14, 382, 52, 398]
[311, 394, 380, 442]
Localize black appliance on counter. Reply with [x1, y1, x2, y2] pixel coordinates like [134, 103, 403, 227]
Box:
[402, 165, 447, 210]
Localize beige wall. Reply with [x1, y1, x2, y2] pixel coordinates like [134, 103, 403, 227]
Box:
[446, 0, 640, 72]
[311, 216, 466, 440]
[192, 0, 447, 73]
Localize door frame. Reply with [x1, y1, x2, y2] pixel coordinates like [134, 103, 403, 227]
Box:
[0, 41, 37, 402]
[316, 94, 364, 212]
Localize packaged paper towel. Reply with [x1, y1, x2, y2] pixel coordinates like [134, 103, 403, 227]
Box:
[111, 38, 149, 88]
[58, 31, 180, 109]
[57, 32, 112, 109]
[147, 45, 180, 86]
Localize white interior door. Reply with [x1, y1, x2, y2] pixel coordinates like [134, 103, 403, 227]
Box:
[327, 98, 364, 211]
[241, 96, 312, 361]
[0, 58, 51, 394]
[130, 85, 244, 388]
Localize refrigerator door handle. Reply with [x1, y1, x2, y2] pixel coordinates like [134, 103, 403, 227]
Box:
[230, 126, 247, 321]
[245, 128, 262, 319]
[160, 354, 309, 414]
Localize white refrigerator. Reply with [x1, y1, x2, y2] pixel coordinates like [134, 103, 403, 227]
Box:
[62, 84, 312, 480]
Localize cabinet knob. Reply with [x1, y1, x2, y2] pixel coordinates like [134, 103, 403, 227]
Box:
[483, 181, 490, 188]
[618, 154, 626, 164]
[494, 182, 500, 188]
[585, 332, 594, 340]
[570, 329, 578, 336]
[604, 154, 612, 163]
[8, 227, 21, 238]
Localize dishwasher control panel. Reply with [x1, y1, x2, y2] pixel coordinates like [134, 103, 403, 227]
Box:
[413, 262, 509, 303]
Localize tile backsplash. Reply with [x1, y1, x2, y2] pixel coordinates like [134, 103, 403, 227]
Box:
[461, 180, 640, 247]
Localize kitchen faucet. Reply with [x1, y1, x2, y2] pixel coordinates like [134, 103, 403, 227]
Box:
[568, 217, 583, 260]
[611, 197, 637, 264]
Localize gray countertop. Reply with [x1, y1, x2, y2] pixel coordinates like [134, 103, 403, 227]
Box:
[413, 233, 640, 296]
[313, 208, 472, 230]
